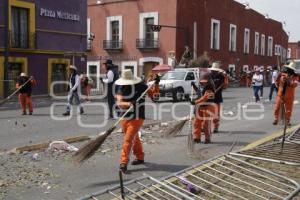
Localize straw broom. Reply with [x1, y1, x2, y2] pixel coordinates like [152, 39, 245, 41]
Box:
[164, 82, 224, 137]
[0, 77, 33, 106]
[73, 83, 156, 163]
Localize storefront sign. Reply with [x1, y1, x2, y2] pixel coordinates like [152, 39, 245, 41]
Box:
[40, 8, 80, 21]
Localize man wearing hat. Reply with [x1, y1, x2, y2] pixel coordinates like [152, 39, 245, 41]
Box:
[273, 62, 299, 126]
[16, 72, 37, 115]
[191, 72, 215, 144]
[63, 65, 84, 116]
[102, 59, 119, 119]
[115, 69, 159, 173]
[209, 61, 228, 133]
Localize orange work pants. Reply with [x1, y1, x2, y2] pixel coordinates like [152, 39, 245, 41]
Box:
[19, 93, 33, 114]
[120, 119, 144, 165]
[274, 96, 294, 122]
[193, 105, 214, 141]
[213, 103, 221, 129]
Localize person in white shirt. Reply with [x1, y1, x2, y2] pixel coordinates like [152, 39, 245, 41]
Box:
[63, 65, 84, 116]
[268, 65, 279, 101]
[252, 69, 263, 102]
[102, 59, 119, 119]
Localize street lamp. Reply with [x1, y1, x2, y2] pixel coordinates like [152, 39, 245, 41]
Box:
[242, 2, 250, 10]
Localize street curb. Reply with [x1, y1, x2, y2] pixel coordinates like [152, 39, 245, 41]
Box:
[240, 124, 300, 151]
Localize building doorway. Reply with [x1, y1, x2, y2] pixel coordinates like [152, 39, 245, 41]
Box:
[51, 63, 67, 95]
[8, 63, 23, 94]
[143, 62, 158, 80]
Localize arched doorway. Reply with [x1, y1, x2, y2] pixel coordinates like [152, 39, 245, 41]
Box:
[139, 57, 163, 79]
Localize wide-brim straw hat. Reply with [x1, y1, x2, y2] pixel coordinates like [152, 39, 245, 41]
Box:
[20, 72, 27, 77]
[286, 62, 296, 71]
[210, 62, 225, 73]
[69, 65, 77, 71]
[115, 69, 142, 86]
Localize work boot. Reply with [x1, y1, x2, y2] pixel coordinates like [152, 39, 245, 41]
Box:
[131, 159, 144, 165]
[62, 111, 70, 116]
[29, 112, 33, 115]
[213, 128, 219, 133]
[80, 108, 84, 115]
[22, 112, 27, 115]
[193, 139, 201, 143]
[287, 121, 292, 126]
[204, 139, 211, 144]
[272, 120, 278, 125]
[119, 164, 127, 173]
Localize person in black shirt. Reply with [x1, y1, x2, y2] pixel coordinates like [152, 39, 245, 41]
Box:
[115, 69, 159, 173]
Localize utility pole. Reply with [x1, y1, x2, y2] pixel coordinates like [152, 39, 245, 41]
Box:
[4, 0, 10, 97]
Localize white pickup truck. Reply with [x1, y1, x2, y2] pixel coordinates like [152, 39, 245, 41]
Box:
[150, 68, 201, 102]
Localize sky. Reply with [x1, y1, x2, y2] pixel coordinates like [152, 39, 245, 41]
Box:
[235, 0, 300, 42]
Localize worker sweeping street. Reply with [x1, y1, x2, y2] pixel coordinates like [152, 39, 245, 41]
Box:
[209, 61, 228, 133]
[273, 62, 299, 126]
[191, 72, 215, 144]
[115, 69, 160, 173]
[16, 73, 37, 115]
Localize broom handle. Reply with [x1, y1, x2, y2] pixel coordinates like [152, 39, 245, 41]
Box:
[0, 77, 33, 106]
[112, 82, 156, 127]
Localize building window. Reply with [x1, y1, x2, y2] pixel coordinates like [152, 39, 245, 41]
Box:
[11, 7, 29, 48]
[144, 17, 154, 41]
[229, 24, 237, 52]
[274, 44, 282, 56]
[138, 12, 159, 49]
[287, 48, 291, 59]
[106, 16, 122, 49]
[261, 34, 265, 56]
[254, 32, 259, 55]
[267, 36, 273, 57]
[244, 28, 250, 54]
[210, 19, 220, 50]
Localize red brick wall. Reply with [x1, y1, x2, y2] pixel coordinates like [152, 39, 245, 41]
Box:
[88, 0, 177, 74]
[176, 0, 288, 74]
[288, 43, 300, 59]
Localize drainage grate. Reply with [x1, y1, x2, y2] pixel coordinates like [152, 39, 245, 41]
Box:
[231, 142, 300, 166]
[287, 126, 300, 144]
[78, 155, 300, 200]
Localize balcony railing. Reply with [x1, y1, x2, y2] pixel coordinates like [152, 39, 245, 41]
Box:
[103, 40, 123, 50]
[136, 39, 159, 50]
[9, 31, 36, 49]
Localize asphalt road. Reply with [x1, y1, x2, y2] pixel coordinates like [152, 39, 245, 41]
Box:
[0, 86, 299, 200]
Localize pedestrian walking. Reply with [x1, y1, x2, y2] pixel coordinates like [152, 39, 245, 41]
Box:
[268, 65, 279, 101]
[259, 69, 264, 98]
[191, 72, 215, 144]
[102, 59, 119, 119]
[63, 65, 84, 116]
[252, 69, 263, 102]
[115, 69, 160, 173]
[273, 62, 298, 126]
[16, 73, 37, 115]
[209, 62, 228, 133]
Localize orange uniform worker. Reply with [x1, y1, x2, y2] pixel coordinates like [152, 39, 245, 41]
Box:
[273, 62, 299, 126]
[191, 72, 215, 144]
[16, 73, 37, 115]
[115, 69, 160, 173]
[209, 62, 228, 133]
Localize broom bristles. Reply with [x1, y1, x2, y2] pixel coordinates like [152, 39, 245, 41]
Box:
[163, 117, 189, 137]
[73, 126, 116, 163]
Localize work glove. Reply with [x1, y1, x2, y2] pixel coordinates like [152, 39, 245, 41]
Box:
[154, 74, 160, 84]
[100, 77, 103, 82]
[191, 82, 196, 87]
[30, 76, 34, 80]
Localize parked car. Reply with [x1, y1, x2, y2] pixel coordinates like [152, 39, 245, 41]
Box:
[149, 68, 200, 102]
